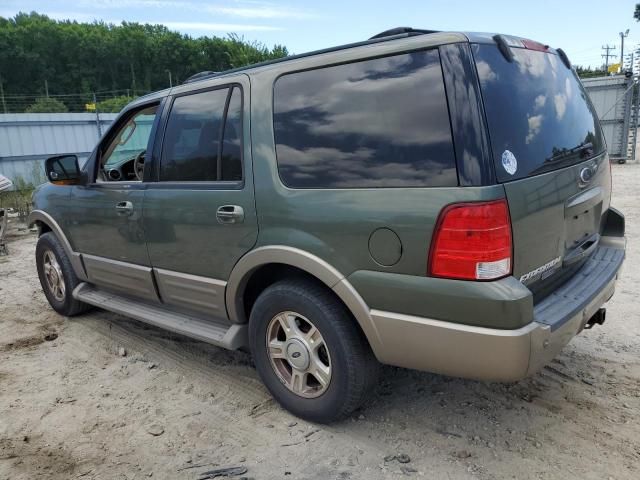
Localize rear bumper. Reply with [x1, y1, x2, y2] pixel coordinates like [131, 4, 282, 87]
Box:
[370, 242, 625, 381]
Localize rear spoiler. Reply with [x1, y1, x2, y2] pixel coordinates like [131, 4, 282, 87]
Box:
[492, 34, 571, 69]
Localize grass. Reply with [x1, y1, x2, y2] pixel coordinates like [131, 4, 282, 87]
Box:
[0, 189, 34, 221]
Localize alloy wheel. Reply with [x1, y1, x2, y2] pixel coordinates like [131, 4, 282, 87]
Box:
[266, 311, 332, 398]
[43, 250, 65, 302]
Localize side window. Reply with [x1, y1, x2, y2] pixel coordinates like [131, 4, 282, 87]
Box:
[99, 105, 158, 182]
[273, 50, 457, 188]
[160, 86, 243, 182]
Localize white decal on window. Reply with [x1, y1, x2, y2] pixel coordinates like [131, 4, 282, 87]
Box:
[501, 150, 518, 175]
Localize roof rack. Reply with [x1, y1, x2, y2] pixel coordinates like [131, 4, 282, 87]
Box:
[183, 70, 219, 84]
[369, 27, 439, 40]
[180, 27, 437, 86]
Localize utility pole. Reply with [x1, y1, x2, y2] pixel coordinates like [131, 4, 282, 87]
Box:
[93, 93, 102, 138]
[44, 79, 49, 98]
[620, 29, 630, 69]
[602, 44, 617, 72]
[0, 74, 6, 114]
[130, 62, 137, 96]
[166, 69, 172, 88]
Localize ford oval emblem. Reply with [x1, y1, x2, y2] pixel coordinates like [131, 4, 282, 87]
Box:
[580, 166, 594, 184]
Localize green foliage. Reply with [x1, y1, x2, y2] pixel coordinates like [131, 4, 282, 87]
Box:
[0, 186, 34, 217]
[635, 3, 640, 21]
[10, 174, 33, 191]
[575, 66, 606, 79]
[0, 12, 289, 107]
[25, 96, 68, 113]
[29, 162, 47, 187]
[0, 174, 35, 218]
[97, 95, 133, 113]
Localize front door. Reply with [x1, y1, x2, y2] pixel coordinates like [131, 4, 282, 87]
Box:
[143, 78, 258, 318]
[66, 102, 162, 302]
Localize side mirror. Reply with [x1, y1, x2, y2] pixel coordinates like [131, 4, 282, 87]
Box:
[45, 155, 80, 185]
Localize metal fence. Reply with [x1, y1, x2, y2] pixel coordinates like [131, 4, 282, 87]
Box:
[0, 90, 147, 114]
[582, 75, 639, 163]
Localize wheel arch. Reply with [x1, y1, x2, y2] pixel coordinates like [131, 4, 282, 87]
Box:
[28, 209, 87, 280]
[225, 246, 384, 355]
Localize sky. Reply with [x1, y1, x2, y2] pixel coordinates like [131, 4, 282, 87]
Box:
[1, 0, 639, 69]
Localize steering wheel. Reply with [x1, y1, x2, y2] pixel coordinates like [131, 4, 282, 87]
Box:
[133, 150, 146, 181]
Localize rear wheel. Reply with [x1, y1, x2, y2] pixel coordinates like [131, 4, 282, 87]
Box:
[36, 232, 90, 316]
[249, 279, 378, 423]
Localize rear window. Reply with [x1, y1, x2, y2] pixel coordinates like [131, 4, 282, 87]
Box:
[472, 44, 605, 182]
[273, 50, 457, 188]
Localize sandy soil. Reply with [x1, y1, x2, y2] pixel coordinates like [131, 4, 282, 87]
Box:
[1, 164, 639, 480]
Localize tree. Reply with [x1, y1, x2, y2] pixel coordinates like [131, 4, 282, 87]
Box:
[0, 12, 289, 111]
[25, 97, 68, 113]
[575, 66, 606, 79]
[635, 3, 640, 21]
[97, 95, 133, 113]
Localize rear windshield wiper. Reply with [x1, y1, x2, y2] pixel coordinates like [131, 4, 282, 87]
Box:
[546, 141, 594, 164]
[530, 142, 595, 176]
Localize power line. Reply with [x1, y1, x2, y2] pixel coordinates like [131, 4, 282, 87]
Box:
[1, 88, 138, 99]
[0, 89, 152, 113]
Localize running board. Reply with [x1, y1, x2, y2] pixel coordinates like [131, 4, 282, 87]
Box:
[72, 283, 247, 350]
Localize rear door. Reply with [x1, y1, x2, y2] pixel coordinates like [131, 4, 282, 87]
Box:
[472, 41, 611, 299]
[143, 76, 257, 318]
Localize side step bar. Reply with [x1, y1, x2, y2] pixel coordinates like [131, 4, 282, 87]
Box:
[73, 283, 247, 350]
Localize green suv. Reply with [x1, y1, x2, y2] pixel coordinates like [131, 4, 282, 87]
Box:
[30, 29, 626, 423]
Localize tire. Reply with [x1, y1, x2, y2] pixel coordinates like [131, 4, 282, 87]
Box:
[36, 232, 91, 316]
[249, 278, 379, 423]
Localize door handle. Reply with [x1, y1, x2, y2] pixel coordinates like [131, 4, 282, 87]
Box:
[216, 205, 244, 224]
[115, 201, 134, 215]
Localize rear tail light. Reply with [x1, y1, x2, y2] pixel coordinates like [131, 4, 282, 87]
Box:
[428, 199, 513, 281]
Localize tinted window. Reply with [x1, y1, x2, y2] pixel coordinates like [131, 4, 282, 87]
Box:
[273, 50, 457, 188]
[472, 44, 605, 182]
[160, 88, 228, 182]
[220, 87, 243, 181]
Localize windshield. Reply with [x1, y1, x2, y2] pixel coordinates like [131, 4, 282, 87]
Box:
[472, 44, 605, 182]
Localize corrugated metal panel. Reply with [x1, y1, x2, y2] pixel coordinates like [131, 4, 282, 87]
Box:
[0, 113, 117, 187]
[0, 113, 117, 157]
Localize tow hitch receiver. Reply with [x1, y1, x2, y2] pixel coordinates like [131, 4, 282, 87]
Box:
[584, 308, 606, 329]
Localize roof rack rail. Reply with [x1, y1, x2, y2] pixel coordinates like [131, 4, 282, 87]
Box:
[178, 28, 440, 87]
[369, 27, 439, 40]
[183, 70, 219, 84]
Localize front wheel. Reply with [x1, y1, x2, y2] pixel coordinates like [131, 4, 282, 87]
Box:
[36, 232, 90, 316]
[249, 279, 378, 423]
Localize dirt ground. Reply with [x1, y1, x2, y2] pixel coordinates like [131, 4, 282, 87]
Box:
[0, 164, 639, 480]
